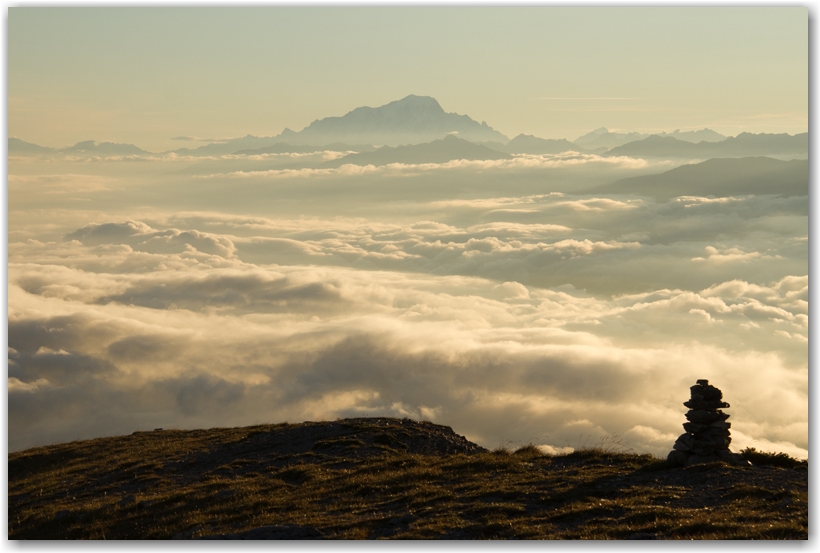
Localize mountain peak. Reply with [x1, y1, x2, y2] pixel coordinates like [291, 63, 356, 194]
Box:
[392, 94, 444, 110]
[345, 95, 446, 120]
[281, 96, 508, 147]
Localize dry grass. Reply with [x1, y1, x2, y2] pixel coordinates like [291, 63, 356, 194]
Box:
[7, 418, 807, 540]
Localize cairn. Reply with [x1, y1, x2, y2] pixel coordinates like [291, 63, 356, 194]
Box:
[667, 379, 748, 466]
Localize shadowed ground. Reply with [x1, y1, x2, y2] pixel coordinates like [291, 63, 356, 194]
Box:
[8, 418, 807, 539]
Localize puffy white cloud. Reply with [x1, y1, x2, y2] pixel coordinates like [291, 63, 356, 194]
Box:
[66, 221, 237, 258]
[7, 157, 807, 461]
[8, 232, 807, 457]
[191, 152, 657, 181]
[692, 245, 780, 263]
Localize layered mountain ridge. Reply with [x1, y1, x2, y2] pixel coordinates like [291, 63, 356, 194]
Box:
[595, 157, 808, 199]
[322, 134, 510, 168]
[9, 95, 807, 163]
[278, 95, 509, 147]
[605, 132, 808, 159]
[575, 127, 728, 150]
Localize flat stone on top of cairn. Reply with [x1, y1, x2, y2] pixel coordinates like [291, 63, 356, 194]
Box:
[667, 379, 749, 467]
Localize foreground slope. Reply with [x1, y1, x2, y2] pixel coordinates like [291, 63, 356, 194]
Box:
[8, 418, 806, 540]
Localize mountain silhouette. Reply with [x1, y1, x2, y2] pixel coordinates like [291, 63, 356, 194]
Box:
[715, 132, 808, 156]
[281, 95, 509, 147]
[235, 142, 377, 156]
[63, 140, 147, 155]
[9, 138, 57, 155]
[9, 138, 147, 156]
[605, 132, 807, 159]
[594, 157, 808, 199]
[322, 134, 511, 168]
[169, 135, 285, 157]
[660, 128, 726, 143]
[500, 134, 590, 155]
[574, 127, 727, 151]
[573, 128, 649, 150]
[604, 135, 701, 158]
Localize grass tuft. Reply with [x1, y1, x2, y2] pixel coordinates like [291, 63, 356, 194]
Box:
[513, 444, 543, 457]
[740, 448, 806, 469]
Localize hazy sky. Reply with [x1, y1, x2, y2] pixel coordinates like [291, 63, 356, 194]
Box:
[8, 6, 808, 151]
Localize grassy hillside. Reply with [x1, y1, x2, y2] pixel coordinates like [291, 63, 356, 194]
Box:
[8, 418, 807, 540]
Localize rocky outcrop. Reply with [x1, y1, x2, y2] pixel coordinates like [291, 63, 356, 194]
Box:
[667, 380, 749, 466]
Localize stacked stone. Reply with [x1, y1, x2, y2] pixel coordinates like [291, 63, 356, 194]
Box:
[667, 379, 747, 466]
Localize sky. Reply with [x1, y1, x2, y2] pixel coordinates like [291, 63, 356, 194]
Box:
[6, 6, 810, 460]
[8, 6, 808, 152]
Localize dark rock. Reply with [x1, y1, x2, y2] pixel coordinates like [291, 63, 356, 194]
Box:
[667, 450, 688, 466]
[685, 410, 728, 424]
[667, 381, 744, 466]
[690, 380, 723, 401]
[682, 422, 709, 434]
[686, 454, 719, 466]
[673, 434, 694, 451]
[684, 398, 730, 410]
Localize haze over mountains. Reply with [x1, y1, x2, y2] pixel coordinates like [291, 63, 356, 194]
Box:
[323, 135, 511, 168]
[277, 95, 509, 147]
[9, 137, 149, 156]
[9, 95, 808, 166]
[495, 134, 592, 155]
[596, 157, 809, 200]
[605, 132, 809, 160]
[575, 127, 727, 151]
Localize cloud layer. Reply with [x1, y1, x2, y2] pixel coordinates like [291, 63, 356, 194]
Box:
[7, 157, 807, 459]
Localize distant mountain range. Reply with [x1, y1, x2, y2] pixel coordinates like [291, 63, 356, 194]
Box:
[605, 132, 808, 159]
[275, 95, 509, 147]
[573, 128, 648, 151]
[323, 134, 510, 168]
[63, 140, 147, 155]
[595, 157, 808, 199]
[574, 127, 727, 150]
[236, 142, 377, 156]
[9, 138, 148, 156]
[491, 134, 590, 155]
[168, 135, 286, 157]
[8, 95, 806, 165]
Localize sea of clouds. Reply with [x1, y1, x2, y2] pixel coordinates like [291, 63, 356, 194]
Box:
[7, 154, 807, 458]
